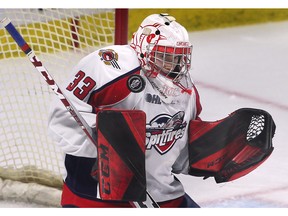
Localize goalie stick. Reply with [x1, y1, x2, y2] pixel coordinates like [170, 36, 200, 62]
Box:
[0, 17, 159, 208]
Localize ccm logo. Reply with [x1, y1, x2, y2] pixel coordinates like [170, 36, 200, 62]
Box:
[207, 154, 227, 168]
[99, 144, 111, 195]
[176, 41, 190, 46]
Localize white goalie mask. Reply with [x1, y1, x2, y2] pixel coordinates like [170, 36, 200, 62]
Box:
[130, 13, 193, 103]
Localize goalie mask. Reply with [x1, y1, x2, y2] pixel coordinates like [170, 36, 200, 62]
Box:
[130, 13, 193, 104]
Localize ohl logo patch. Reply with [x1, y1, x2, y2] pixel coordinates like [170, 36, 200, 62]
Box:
[146, 111, 187, 154]
[98, 49, 120, 69]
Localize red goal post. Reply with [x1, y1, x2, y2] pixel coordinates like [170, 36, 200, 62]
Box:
[115, 8, 129, 45]
[0, 8, 129, 207]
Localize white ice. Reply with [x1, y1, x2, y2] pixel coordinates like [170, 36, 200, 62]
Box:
[0, 20, 288, 209]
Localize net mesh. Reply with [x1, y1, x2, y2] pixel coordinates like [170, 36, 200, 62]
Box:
[0, 8, 116, 189]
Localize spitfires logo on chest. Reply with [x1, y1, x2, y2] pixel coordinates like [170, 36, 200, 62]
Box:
[98, 49, 120, 69]
[146, 111, 187, 154]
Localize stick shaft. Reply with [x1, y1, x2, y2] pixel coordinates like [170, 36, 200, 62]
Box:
[1, 17, 96, 144]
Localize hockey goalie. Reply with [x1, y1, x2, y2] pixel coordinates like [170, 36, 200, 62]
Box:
[46, 13, 276, 208]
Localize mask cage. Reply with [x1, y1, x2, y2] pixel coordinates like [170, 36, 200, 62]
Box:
[147, 44, 192, 83]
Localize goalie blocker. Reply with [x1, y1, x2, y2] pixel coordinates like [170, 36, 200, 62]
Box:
[96, 109, 146, 202]
[188, 108, 276, 183]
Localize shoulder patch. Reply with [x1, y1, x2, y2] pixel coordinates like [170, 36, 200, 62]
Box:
[127, 74, 146, 93]
[98, 49, 120, 69]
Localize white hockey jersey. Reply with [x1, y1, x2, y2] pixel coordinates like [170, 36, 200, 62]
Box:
[48, 45, 202, 204]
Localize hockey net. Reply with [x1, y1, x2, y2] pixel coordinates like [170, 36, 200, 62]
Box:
[0, 8, 128, 207]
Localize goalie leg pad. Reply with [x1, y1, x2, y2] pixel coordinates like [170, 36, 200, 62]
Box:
[188, 108, 276, 183]
[96, 109, 146, 201]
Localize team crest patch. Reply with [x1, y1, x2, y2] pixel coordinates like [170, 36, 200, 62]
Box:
[127, 74, 146, 93]
[98, 49, 120, 69]
[146, 111, 187, 154]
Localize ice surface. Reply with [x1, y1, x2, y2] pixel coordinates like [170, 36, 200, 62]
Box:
[177, 20, 288, 208]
